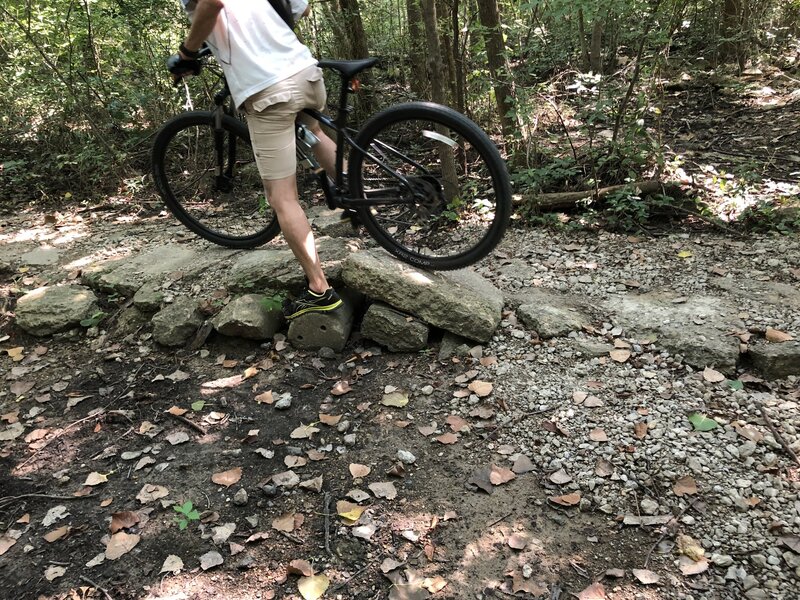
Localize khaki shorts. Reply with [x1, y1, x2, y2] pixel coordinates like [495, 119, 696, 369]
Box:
[243, 64, 327, 180]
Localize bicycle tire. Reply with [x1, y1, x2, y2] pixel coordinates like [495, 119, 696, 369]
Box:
[151, 111, 280, 248]
[348, 102, 512, 270]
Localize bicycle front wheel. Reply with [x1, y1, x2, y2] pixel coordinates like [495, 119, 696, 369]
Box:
[152, 111, 280, 248]
[348, 102, 512, 270]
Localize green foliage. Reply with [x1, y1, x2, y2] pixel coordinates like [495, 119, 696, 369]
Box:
[600, 190, 683, 232]
[80, 311, 108, 328]
[260, 293, 285, 312]
[738, 200, 800, 234]
[173, 500, 200, 531]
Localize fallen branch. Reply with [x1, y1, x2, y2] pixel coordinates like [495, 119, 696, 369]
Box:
[323, 492, 332, 556]
[80, 575, 114, 600]
[166, 411, 207, 435]
[513, 180, 684, 211]
[758, 404, 800, 466]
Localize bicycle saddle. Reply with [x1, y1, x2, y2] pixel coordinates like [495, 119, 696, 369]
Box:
[317, 58, 379, 79]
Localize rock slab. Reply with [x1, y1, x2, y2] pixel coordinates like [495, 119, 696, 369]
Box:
[341, 251, 502, 342]
[361, 303, 429, 352]
[516, 289, 592, 338]
[212, 294, 283, 340]
[152, 297, 204, 347]
[287, 288, 362, 352]
[15, 285, 99, 336]
[749, 341, 800, 380]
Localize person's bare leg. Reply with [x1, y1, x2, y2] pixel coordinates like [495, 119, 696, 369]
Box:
[307, 122, 337, 177]
[264, 174, 329, 294]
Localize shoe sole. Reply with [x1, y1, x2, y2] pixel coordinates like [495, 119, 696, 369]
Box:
[284, 299, 343, 320]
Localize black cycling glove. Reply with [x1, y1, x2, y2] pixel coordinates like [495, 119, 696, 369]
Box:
[167, 54, 202, 78]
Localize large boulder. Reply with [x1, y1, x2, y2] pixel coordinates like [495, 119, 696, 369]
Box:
[15, 285, 99, 336]
[341, 251, 503, 342]
[212, 294, 283, 340]
[152, 296, 204, 347]
[361, 303, 429, 352]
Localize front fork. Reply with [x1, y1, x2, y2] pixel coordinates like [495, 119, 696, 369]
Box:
[213, 86, 235, 193]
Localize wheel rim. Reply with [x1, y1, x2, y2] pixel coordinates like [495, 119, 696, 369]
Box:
[160, 121, 275, 241]
[356, 115, 505, 264]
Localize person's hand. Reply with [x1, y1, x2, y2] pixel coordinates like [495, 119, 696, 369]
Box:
[166, 54, 202, 81]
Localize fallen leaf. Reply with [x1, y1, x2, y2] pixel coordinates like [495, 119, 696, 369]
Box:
[507, 534, 528, 550]
[272, 471, 300, 488]
[212, 522, 236, 544]
[688, 413, 718, 432]
[445, 415, 469, 432]
[349, 464, 371, 479]
[0, 422, 24, 441]
[610, 349, 631, 363]
[0, 535, 17, 556]
[381, 558, 404, 573]
[160, 555, 184, 575]
[42, 505, 69, 526]
[417, 423, 437, 436]
[331, 380, 351, 396]
[0, 411, 19, 424]
[319, 413, 342, 426]
[577, 582, 607, 599]
[677, 534, 705, 561]
[298, 574, 329, 600]
[368, 481, 397, 500]
[288, 559, 315, 577]
[191, 400, 205, 411]
[735, 424, 763, 442]
[110, 511, 140, 533]
[291, 424, 320, 439]
[573, 390, 588, 404]
[166, 406, 188, 416]
[200, 550, 223, 570]
[550, 468, 572, 485]
[299, 476, 323, 492]
[605, 568, 625, 578]
[10, 381, 35, 397]
[468, 380, 493, 397]
[105, 531, 140, 560]
[678, 555, 708, 575]
[632, 569, 660, 584]
[435, 432, 459, 445]
[84, 472, 109, 486]
[512, 455, 535, 474]
[677, 249, 693, 258]
[44, 565, 66, 581]
[43, 526, 70, 543]
[702, 367, 725, 383]
[469, 406, 495, 419]
[211, 467, 242, 487]
[673, 475, 698, 497]
[549, 492, 581, 506]
[137, 484, 169, 504]
[489, 465, 516, 485]
[255, 390, 274, 404]
[382, 391, 409, 407]
[423, 576, 447, 593]
[584, 396, 604, 408]
[285, 456, 307, 468]
[230, 542, 245, 555]
[336, 501, 365, 524]
[766, 327, 794, 343]
[634, 422, 648, 439]
[166, 431, 190, 445]
[589, 428, 608, 442]
[779, 535, 800, 553]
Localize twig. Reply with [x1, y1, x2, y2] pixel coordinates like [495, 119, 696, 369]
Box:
[0, 493, 96, 510]
[278, 530, 303, 544]
[643, 499, 697, 568]
[759, 404, 800, 466]
[166, 411, 207, 435]
[487, 511, 513, 528]
[324, 492, 332, 556]
[80, 575, 114, 600]
[330, 563, 373, 593]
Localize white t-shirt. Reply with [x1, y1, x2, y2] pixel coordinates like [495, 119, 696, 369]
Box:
[181, 0, 316, 108]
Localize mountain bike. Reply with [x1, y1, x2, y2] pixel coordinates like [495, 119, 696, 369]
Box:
[151, 49, 512, 270]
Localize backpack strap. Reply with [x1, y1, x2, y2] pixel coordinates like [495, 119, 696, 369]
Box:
[268, 0, 295, 30]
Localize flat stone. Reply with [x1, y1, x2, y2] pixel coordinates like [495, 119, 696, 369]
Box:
[308, 207, 359, 238]
[84, 245, 223, 297]
[133, 283, 164, 312]
[152, 297, 204, 347]
[228, 237, 356, 294]
[287, 288, 362, 352]
[361, 303, 429, 352]
[15, 285, 99, 336]
[341, 251, 502, 342]
[439, 332, 473, 361]
[114, 307, 150, 336]
[748, 341, 800, 380]
[710, 277, 800, 311]
[608, 291, 743, 373]
[212, 294, 283, 340]
[516, 289, 592, 338]
[21, 248, 60, 266]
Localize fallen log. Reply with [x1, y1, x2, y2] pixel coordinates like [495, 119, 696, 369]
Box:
[513, 180, 685, 211]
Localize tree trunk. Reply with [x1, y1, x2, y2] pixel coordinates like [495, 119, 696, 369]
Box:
[578, 9, 590, 71]
[452, 0, 466, 114]
[589, 18, 603, 74]
[338, 0, 369, 59]
[420, 0, 459, 201]
[437, 0, 458, 107]
[406, 0, 428, 97]
[475, 0, 514, 137]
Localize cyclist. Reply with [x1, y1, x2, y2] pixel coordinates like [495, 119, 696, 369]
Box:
[169, 0, 342, 319]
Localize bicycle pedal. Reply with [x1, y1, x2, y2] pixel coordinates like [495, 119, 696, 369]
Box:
[339, 209, 361, 229]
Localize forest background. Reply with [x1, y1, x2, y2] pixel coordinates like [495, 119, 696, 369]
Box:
[1, 0, 798, 232]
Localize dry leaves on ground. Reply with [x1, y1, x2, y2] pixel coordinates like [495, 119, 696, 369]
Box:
[211, 467, 242, 487]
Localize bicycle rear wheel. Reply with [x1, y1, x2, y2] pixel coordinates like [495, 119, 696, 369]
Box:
[152, 111, 280, 248]
[348, 102, 512, 270]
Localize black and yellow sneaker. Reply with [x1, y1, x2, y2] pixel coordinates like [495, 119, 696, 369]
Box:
[282, 287, 343, 320]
